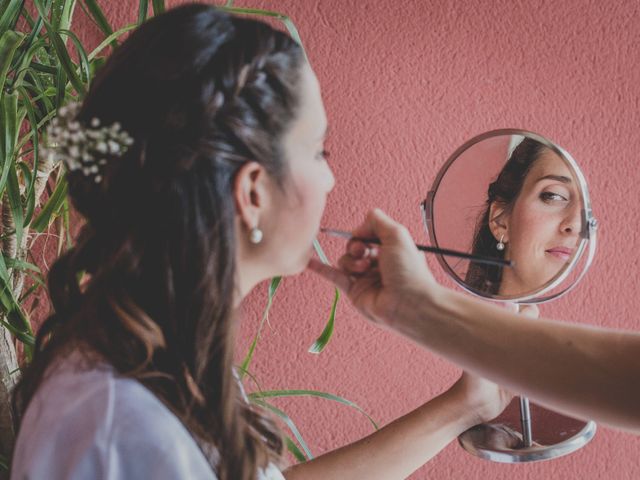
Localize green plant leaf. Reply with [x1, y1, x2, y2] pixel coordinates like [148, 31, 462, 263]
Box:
[4, 256, 41, 273]
[88, 23, 136, 61]
[12, 37, 49, 93]
[307, 238, 341, 353]
[249, 389, 379, 430]
[0, 91, 20, 204]
[0, 0, 23, 35]
[81, 0, 114, 38]
[15, 1, 49, 66]
[240, 276, 282, 377]
[137, 0, 149, 24]
[0, 30, 24, 95]
[7, 162, 25, 249]
[19, 277, 46, 303]
[253, 399, 313, 460]
[0, 317, 34, 349]
[16, 87, 40, 225]
[59, 29, 91, 84]
[284, 436, 307, 463]
[0, 255, 34, 351]
[50, 0, 77, 33]
[32, 176, 67, 232]
[33, 2, 86, 96]
[308, 287, 339, 354]
[152, 0, 165, 15]
[53, 63, 66, 107]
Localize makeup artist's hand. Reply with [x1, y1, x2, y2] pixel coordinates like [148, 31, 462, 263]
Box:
[450, 372, 513, 425]
[309, 208, 441, 328]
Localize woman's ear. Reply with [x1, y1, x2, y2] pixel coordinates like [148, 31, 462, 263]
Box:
[233, 161, 270, 232]
[488, 201, 510, 242]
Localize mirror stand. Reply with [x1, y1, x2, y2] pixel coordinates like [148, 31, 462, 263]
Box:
[458, 396, 596, 463]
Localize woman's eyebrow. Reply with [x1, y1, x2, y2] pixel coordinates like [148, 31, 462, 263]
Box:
[535, 174, 572, 184]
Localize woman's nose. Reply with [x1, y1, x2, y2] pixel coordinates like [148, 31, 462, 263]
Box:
[560, 203, 581, 235]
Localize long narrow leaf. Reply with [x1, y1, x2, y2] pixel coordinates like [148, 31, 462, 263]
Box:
[13, 0, 50, 71]
[7, 162, 25, 249]
[285, 437, 307, 463]
[240, 276, 282, 376]
[81, 0, 114, 38]
[0, 318, 34, 348]
[0, 0, 23, 34]
[249, 389, 379, 430]
[50, 0, 76, 33]
[88, 23, 136, 61]
[12, 37, 48, 89]
[54, 63, 67, 107]
[33, 2, 86, 96]
[308, 288, 339, 353]
[307, 238, 341, 352]
[0, 30, 24, 95]
[137, 0, 149, 24]
[3, 257, 41, 273]
[59, 29, 91, 84]
[16, 86, 40, 225]
[152, 0, 165, 15]
[0, 91, 20, 203]
[32, 176, 67, 232]
[253, 399, 313, 460]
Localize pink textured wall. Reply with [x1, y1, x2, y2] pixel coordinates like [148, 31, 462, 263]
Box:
[71, 1, 640, 478]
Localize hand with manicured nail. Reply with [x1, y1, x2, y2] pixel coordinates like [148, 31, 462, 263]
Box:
[309, 208, 440, 328]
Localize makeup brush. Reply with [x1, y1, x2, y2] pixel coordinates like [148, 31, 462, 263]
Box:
[320, 228, 513, 268]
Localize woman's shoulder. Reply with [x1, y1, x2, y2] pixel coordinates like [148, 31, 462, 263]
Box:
[11, 352, 216, 479]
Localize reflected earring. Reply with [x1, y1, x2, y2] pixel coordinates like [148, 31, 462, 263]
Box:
[496, 234, 505, 251]
[249, 226, 263, 244]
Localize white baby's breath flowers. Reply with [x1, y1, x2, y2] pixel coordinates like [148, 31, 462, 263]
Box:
[42, 102, 134, 184]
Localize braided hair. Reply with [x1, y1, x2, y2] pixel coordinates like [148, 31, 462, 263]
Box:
[13, 5, 304, 479]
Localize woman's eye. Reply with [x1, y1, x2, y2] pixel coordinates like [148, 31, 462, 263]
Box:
[540, 191, 568, 203]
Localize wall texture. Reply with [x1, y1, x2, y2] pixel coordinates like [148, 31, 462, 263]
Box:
[72, 1, 640, 478]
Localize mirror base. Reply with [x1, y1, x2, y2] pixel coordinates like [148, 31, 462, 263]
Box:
[458, 420, 596, 463]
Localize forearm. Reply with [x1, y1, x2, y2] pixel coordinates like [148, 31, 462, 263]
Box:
[394, 286, 640, 432]
[283, 388, 478, 480]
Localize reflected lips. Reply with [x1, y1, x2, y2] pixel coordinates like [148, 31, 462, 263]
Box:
[545, 246, 573, 261]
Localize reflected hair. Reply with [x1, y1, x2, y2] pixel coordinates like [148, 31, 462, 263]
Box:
[465, 138, 549, 294]
[13, 4, 305, 480]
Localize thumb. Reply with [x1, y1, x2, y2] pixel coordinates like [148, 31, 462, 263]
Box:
[350, 209, 412, 249]
[307, 258, 351, 292]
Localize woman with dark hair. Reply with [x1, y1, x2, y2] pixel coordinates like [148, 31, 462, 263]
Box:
[10, 4, 509, 479]
[466, 138, 581, 296]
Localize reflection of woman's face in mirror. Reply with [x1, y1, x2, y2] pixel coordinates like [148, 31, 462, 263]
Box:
[493, 148, 581, 296]
[465, 137, 583, 297]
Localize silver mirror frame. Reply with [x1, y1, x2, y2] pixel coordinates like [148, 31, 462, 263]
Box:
[421, 129, 598, 304]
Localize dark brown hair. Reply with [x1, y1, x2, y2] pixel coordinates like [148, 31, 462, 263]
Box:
[13, 4, 305, 479]
[465, 138, 549, 294]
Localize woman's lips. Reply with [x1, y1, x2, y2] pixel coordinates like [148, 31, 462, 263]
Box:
[545, 246, 573, 261]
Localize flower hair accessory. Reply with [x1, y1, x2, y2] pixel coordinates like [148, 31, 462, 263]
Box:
[43, 102, 134, 184]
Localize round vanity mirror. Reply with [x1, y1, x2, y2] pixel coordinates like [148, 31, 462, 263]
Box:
[421, 129, 598, 462]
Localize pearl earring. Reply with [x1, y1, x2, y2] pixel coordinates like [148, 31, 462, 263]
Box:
[496, 234, 505, 251]
[249, 227, 263, 244]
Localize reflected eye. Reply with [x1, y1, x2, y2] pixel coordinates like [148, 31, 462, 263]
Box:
[540, 191, 568, 203]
